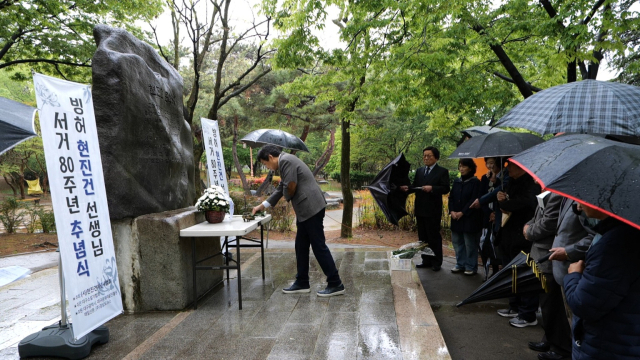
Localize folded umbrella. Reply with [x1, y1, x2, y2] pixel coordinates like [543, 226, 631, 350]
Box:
[365, 153, 411, 226]
[449, 131, 544, 159]
[509, 134, 640, 230]
[0, 96, 38, 156]
[457, 252, 550, 307]
[495, 79, 640, 136]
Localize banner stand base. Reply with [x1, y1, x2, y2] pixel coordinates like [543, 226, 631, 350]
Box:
[18, 322, 109, 360]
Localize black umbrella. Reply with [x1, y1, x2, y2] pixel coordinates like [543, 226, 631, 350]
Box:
[495, 79, 640, 136]
[0, 96, 37, 156]
[365, 153, 411, 226]
[449, 131, 544, 159]
[241, 129, 309, 152]
[461, 125, 506, 138]
[509, 134, 640, 231]
[457, 252, 550, 307]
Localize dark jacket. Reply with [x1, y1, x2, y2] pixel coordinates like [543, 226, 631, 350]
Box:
[525, 193, 562, 274]
[564, 217, 640, 360]
[448, 176, 482, 233]
[410, 163, 450, 218]
[497, 173, 540, 258]
[479, 174, 501, 229]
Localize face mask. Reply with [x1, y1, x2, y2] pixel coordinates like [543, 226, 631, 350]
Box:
[585, 217, 600, 228]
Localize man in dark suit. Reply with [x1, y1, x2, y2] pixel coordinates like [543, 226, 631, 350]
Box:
[252, 145, 344, 297]
[401, 146, 450, 271]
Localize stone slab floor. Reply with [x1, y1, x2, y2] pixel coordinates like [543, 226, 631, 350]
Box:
[1, 248, 449, 360]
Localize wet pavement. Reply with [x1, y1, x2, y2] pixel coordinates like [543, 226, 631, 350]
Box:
[417, 257, 545, 360]
[0, 245, 451, 359]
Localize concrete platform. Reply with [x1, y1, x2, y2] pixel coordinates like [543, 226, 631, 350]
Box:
[0, 248, 451, 359]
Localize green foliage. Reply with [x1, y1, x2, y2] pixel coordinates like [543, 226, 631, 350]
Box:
[329, 170, 376, 189]
[0, 197, 24, 233]
[23, 203, 40, 233]
[37, 208, 56, 233]
[0, 0, 163, 80]
[268, 202, 295, 232]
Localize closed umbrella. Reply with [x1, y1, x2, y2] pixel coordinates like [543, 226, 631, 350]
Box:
[509, 134, 640, 230]
[0, 96, 38, 156]
[495, 80, 640, 136]
[241, 129, 309, 152]
[457, 252, 550, 307]
[365, 153, 412, 226]
[449, 132, 544, 159]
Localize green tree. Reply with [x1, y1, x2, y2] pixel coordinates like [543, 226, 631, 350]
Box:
[1, 0, 163, 80]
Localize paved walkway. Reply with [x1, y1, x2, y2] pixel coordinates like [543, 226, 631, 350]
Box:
[0, 245, 450, 359]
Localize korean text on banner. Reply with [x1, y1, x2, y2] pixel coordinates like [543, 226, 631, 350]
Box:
[33, 73, 122, 340]
[201, 118, 234, 216]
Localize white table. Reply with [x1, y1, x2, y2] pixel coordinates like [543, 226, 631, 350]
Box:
[180, 214, 272, 310]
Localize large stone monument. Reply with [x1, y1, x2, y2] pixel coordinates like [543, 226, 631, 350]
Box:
[92, 24, 195, 219]
[91, 25, 220, 312]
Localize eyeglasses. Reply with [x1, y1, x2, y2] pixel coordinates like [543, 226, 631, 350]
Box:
[423, 155, 435, 158]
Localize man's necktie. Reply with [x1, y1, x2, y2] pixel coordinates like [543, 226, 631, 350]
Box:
[425, 167, 431, 177]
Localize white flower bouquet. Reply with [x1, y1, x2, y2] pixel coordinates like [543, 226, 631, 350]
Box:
[195, 185, 230, 213]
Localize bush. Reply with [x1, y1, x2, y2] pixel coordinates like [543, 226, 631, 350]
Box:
[23, 203, 41, 233]
[37, 208, 56, 233]
[268, 202, 295, 232]
[0, 197, 24, 233]
[330, 171, 376, 189]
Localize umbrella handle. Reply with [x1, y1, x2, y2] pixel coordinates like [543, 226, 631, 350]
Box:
[536, 253, 552, 264]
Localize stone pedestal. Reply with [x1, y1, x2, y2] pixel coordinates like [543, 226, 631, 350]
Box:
[111, 207, 222, 311]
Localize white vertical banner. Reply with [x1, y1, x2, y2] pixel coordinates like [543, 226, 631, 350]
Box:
[201, 118, 234, 217]
[33, 73, 122, 340]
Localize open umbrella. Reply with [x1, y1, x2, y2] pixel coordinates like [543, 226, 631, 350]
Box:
[457, 252, 549, 307]
[365, 153, 411, 226]
[449, 131, 544, 159]
[461, 125, 506, 138]
[241, 129, 309, 152]
[509, 134, 640, 230]
[0, 96, 38, 156]
[494, 79, 640, 136]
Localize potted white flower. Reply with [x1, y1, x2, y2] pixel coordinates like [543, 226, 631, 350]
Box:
[195, 185, 231, 224]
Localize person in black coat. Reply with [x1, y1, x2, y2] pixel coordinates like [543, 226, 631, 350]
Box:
[495, 161, 541, 327]
[400, 146, 450, 271]
[565, 204, 640, 360]
[478, 157, 502, 279]
[448, 158, 483, 275]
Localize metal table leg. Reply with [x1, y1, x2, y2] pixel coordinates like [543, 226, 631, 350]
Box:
[260, 225, 265, 280]
[192, 237, 197, 310]
[236, 235, 242, 310]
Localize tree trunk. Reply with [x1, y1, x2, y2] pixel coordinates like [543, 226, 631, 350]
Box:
[3, 174, 17, 196]
[340, 117, 353, 238]
[194, 138, 204, 197]
[233, 116, 251, 195]
[255, 170, 273, 196]
[18, 174, 25, 199]
[313, 128, 335, 177]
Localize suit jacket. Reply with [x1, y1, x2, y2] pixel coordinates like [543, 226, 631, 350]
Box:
[266, 153, 326, 222]
[525, 193, 562, 274]
[411, 163, 450, 218]
[551, 198, 595, 285]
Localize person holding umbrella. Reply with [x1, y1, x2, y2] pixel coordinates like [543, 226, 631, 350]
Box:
[400, 146, 450, 271]
[495, 161, 541, 327]
[448, 158, 483, 275]
[564, 203, 640, 359]
[252, 145, 344, 297]
[478, 157, 502, 279]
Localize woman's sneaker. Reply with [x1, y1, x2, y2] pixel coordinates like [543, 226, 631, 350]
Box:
[509, 316, 538, 328]
[451, 267, 463, 273]
[497, 309, 518, 318]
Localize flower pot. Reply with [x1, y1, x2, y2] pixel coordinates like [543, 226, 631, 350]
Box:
[204, 210, 225, 224]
